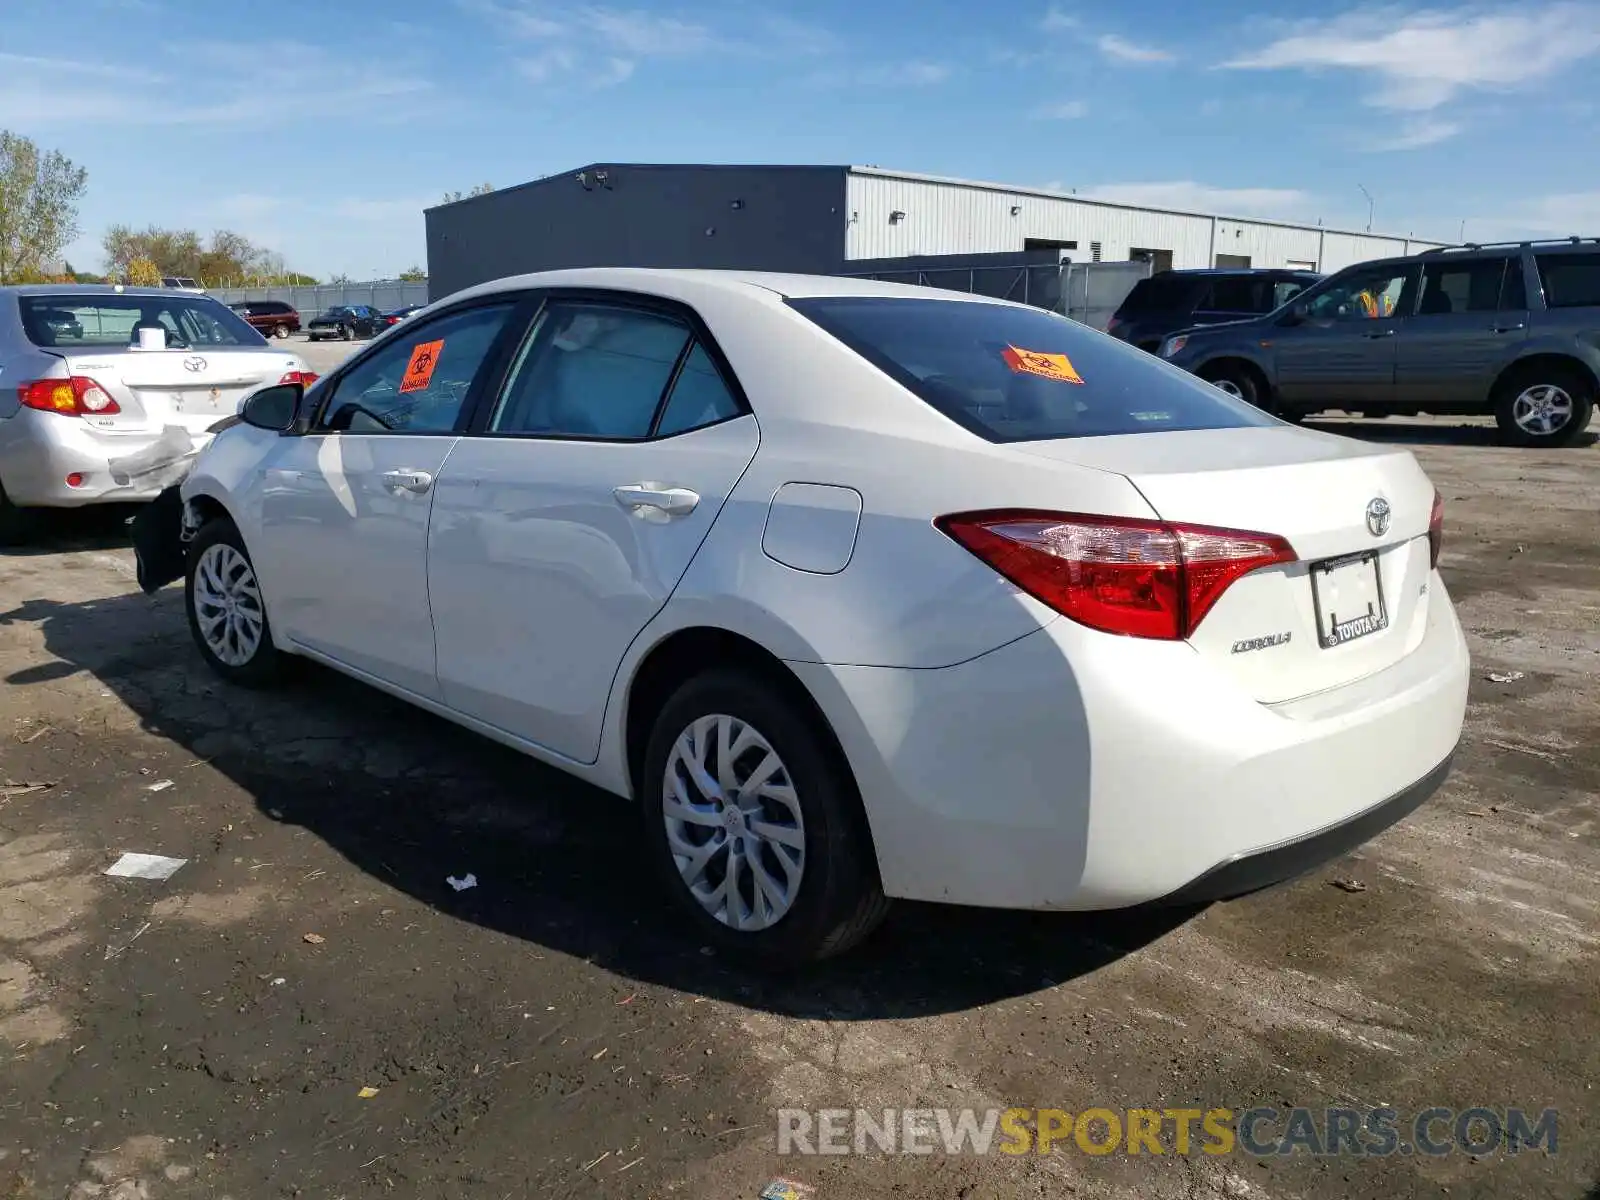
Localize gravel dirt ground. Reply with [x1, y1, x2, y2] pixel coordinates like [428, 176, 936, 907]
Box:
[1, 375, 1597, 1199]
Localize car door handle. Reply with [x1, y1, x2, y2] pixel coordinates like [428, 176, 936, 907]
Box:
[613, 484, 700, 516]
[1491, 322, 1526, 333]
[1362, 328, 1396, 338]
[381, 469, 434, 494]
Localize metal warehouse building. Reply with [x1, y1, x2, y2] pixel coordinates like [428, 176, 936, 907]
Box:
[425, 162, 1444, 300]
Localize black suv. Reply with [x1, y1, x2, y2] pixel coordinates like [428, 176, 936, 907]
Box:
[1107, 268, 1321, 353]
[1163, 240, 1600, 446]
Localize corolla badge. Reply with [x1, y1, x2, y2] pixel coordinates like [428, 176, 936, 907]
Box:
[183, 356, 207, 373]
[1365, 497, 1391, 538]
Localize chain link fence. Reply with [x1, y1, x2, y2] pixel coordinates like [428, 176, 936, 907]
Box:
[205, 281, 431, 314]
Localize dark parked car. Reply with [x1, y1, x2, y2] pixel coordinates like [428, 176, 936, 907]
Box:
[1161, 238, 1600, 446]
[1106, 268, 1321, 352]
[228, 299, 301, 339]
[381, 304, 424, 327]
[306, 305, 385, 341]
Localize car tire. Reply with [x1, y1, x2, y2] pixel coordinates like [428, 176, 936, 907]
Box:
[1493, 363, 1595, 448]
[1200, 362, 1264, 410]
[0, 480, 34, 547]
[273, 323, 289, 339]
[184, 518, 286, 688]
[341, 324, 353, 341]
[639, 667, 890, 968]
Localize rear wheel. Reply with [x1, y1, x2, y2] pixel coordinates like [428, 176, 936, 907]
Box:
[273, 323, 289, 339]
[341, 323, 353, 341]
[1493, 363, 1595, 447]
[639, 668, 890, 968]
[0, 480, 34, 547]
[184, 518, 285, 687]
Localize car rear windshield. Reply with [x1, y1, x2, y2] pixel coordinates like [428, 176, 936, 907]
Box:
[788, 296, 1279, 443]
[18, 294, 264, 350]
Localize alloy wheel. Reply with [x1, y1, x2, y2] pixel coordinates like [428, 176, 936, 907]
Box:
[662, 713, 805, 932]
[1511, 384, 1573, 436]
[192, 543, 265, 667]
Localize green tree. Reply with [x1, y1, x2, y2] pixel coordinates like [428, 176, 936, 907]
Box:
[126, 256, 162, 286]
[0, 130, 88, 284]
[101, 224, 300, 285]
[398, 264, 427, 282]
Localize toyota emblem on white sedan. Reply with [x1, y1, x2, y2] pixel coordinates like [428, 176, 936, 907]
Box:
[1366, 497, 1391, 537]
[183, 356, 207, 373]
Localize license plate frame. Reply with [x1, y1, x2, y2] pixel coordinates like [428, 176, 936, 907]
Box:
[1310, 550, 1389, 649]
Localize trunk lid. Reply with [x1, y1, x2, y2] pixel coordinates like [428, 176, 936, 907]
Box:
[62, 346, 305, 438]
[1012, 426, 1438, 703]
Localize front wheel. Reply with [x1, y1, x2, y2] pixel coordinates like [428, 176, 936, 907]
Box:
[1200, 362, 1263, 410]
[1493, 365, 1595, 447]
[184, 519, 285, 687]
[273, 323, 290, 339]
[639, 669, 890, 968]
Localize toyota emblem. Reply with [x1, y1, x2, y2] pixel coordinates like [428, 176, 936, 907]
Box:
[183, 356, 207, 373]
[1365, 497, 1392, 538]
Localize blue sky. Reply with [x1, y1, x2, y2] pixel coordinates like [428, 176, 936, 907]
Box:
[4, 0, 1599, 278]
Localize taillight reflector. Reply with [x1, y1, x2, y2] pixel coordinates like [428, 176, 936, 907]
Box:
[937, 510, 1297, 640]
[1428, 489, 1444, 570]
[19, 377, 121, 417]
[278, 370, 319, 387]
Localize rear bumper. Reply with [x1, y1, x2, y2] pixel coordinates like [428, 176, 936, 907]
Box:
[789, 576, 1470, 911]
[0, 410, 196, 508]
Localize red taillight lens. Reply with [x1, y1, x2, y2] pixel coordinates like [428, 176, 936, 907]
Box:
[278, 370, 319, 387]
[1428, 489, 1443, 569]
[937, 510, 1297, 640]
[19, 377, 121, 416]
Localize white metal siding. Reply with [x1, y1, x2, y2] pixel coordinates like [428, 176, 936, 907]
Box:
[844, 172, 1441, 272]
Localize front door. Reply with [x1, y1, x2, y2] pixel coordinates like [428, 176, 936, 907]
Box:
[1274, 262, 1416, 409]
[427, 296, 759, 762]
[1395, 255, 1529, 408]
[254, 300, 520, 698]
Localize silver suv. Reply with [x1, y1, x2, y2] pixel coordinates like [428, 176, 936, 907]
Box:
[0, 285, 312, 543]
[1161, 238, 1600, 447]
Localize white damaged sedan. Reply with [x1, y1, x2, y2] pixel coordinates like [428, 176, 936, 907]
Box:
[135, 268, 1470, 965]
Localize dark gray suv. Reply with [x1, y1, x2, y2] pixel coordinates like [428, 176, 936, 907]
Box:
[1161, 238, 1600, 446]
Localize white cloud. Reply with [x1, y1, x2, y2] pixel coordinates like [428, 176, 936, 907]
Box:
[1034, 100, 1090, 119]
[1076, 181, 1315, 218]
[1223, 4, 1600, 111]
[517, 48, 577, 81]
[583, 8, 721, 55]
[1097, 33, 1175, 63]
[1502, 192, 1600, 236]
[808, 61, 952, 87]
[1366, 116, 1462, 150]
[1042, 6, 1078, 30]
[0, 52, 165, 83]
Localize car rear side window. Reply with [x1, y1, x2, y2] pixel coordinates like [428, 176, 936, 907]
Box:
[1535, 253, 1600, 309]
[1418, 257, 1515, 314]
[1201, 276, 1264, 312]
[1116, 274, 1198, 314]
[789, 296, 1279, 443]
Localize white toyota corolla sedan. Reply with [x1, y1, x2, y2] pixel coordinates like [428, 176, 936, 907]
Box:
[146, 268, 1470, 965]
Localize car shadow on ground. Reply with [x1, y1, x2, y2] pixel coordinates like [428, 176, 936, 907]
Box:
[0, 506, 141, 555]
[1, 583, 1198, 1020]
[1303, 417, 1600, 448]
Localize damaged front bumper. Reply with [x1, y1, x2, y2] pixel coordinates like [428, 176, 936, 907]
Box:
[124, 419, 241, 595]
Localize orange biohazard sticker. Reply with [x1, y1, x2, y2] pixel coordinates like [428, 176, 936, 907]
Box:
[1002, 344, 1084, 385]
[399, 339, 445, 394]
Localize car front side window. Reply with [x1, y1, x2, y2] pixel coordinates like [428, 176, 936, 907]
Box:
[1306, 267, 1412, 321]
[316, 303, 515, 434]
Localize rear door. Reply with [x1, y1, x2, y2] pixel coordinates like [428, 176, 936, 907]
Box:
[427, 293, 759, 762]
[253, 299, 523, 697]
[1394, 255, 1528, 407]
[1274, 262, 1417, 408]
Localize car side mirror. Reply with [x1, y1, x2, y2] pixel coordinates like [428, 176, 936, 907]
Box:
[1282, 302, 1310, 325]
[240, 383, 302, 432]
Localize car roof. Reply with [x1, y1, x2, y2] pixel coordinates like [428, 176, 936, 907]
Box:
[445, 267, 1027, 308]
[0, 284, 210, 298]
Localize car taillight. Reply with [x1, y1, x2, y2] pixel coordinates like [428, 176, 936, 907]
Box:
[278, 370, 319, 387]
[19, 377, 121, 416]
[1428, 489, 1444, 569]
[936, 510, 1297, 640]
